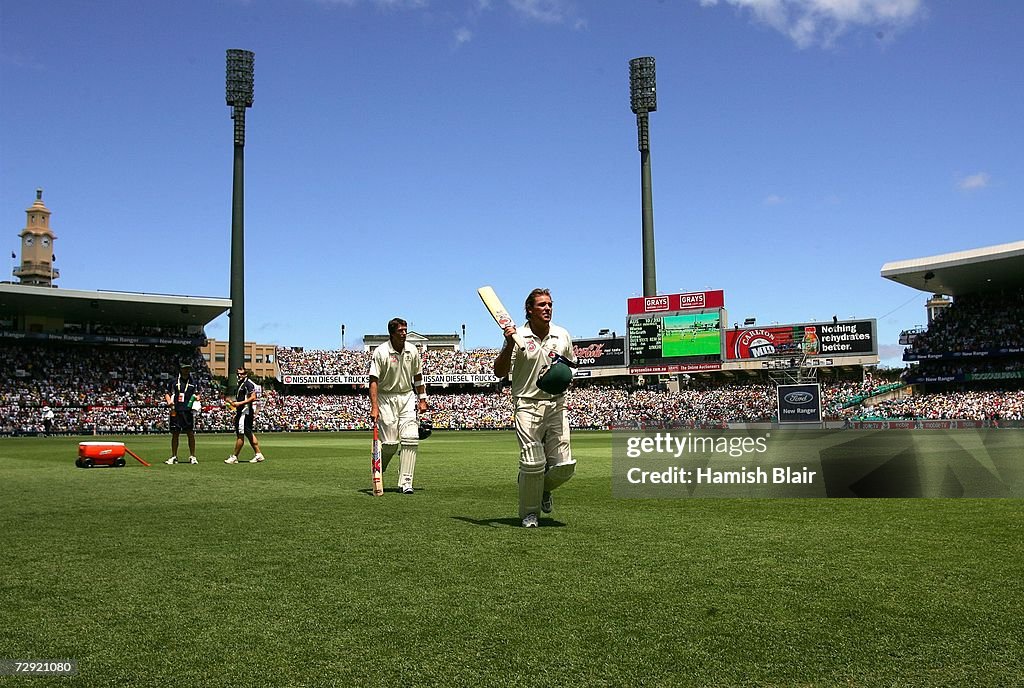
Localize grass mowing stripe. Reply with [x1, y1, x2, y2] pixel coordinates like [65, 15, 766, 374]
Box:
[1, 432, 1022, 687]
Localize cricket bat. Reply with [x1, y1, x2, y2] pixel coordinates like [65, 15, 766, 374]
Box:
[477, 285, 527, 349]
[371, 426, 384, 496]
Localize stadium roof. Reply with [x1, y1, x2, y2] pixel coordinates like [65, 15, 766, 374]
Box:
[0, 283, 231, 326]
[880, 240, 1024, 296]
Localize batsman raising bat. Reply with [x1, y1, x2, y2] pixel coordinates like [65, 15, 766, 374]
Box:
[369, 317, 428, 494]
[489, 287, 578, 528]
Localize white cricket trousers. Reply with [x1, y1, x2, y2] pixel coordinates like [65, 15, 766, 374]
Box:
[513, 397, 571, 465]
[377, 390, 419, 489]
[514, 397, 573, 518]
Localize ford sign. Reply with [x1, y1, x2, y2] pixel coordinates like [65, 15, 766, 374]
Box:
[784, 391, 814, 404]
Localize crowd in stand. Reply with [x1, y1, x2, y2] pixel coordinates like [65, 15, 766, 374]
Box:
[907, 288, 1024, 355]
[274, 349, 368, 376]
[276, 347, 500, 376]
[9, 284, 1024, 435]
[904, 358, 1024, 380]
[5, 339, 1024, 436]
[853, 390, 1024, 422]
[422, 349, 497, 375]
[1, 322, 198, 339]
[87, 323, 197, 337]
[902, 287, 1024, 389]
[1, 343, 212, 434]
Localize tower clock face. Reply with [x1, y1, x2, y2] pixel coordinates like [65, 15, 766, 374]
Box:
[25, 236, 34, 247]
[42, 237, 50, 247]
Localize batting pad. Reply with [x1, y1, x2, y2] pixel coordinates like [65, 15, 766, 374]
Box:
[399, 445, 417, 488]
[544, 459, 577, 492]
[519, 442, 546, 518]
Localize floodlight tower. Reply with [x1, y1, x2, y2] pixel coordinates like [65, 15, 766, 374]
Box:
[226, 49, 254, 389]
[629, 56, 658, 297]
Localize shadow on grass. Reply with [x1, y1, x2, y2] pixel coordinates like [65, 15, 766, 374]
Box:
[451, 516, 567, 528]
[356, 487, 425, 496]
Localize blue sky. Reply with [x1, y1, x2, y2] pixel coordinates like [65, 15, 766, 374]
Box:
[2, 0, 1021, 364]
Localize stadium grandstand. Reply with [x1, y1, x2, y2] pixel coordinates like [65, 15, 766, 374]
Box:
[6, 312, 1024, 435]
[0, 282, 231, 435]
[4, 191, 1022, 434]
[6, 288, 1024, 436]
[876, 240, 1024, 426]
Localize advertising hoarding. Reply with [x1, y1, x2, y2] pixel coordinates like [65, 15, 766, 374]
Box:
[627, 290, 725, 315]
[724, 320, 876, 360]
[627, 310, 723, 369]
[777, 383, 822, 424]
[573, 337, 626, 369]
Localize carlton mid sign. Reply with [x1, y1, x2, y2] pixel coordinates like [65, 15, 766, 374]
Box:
[725, 320, 876, 360]
[627, 290, 725, 315]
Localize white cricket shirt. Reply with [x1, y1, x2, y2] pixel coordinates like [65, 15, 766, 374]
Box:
[369, 341, 423, 394]
[509, 322, 576, 400]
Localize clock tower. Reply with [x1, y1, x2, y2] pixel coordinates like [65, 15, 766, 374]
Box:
[14, 188, 59, 287]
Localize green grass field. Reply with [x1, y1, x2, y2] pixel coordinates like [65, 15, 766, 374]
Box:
[662, 313, 722, 358]
[661, 328, 721, 357]
[2, 431, 1022, 687]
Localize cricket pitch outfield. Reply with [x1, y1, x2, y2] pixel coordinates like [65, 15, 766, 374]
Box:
[1, 431, 1021, 687]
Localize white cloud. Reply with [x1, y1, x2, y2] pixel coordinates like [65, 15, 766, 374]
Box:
[763, 194, 785, 205]
[957, 172, 991, 191]
[373, 0, 428, 7]
[508, 0, 574, 25]
[311, 0, 585, 39]
[314, 0, 427, 7]
[878, 343, 905, 361]
[698, 0, 925, 48]
[0, 51, 47, 71]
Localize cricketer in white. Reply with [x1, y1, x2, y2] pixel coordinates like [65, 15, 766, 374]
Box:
[493, 288, 578, 528]
[369, 318, 428, 495]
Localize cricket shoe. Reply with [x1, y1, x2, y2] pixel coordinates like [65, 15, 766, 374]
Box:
[164, 456, 177, 465]
[249, 454, 265, 463]
[522, 513, 539, 528]
[401, 485, 414, 495]
[189, 456, 198, 464]
[541, 491, 553, 513]
[224, 455, 239, 464]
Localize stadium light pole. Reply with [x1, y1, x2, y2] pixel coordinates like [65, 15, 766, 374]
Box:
[226, 49, 254, 390]
[630, 56, 658, 297]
